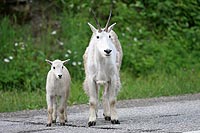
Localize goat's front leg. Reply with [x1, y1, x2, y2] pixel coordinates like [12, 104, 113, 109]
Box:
[46, 95, 54, 127]
[88, 79, 98, 127]
[59, 95, 66, 126]
[109, 77, 120, 124]
[103, 82, 111, 121]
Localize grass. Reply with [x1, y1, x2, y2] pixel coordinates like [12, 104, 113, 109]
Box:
[1, 70, 200, 113]
[0, 90, 46, 112]
[118, 70, 200, 100]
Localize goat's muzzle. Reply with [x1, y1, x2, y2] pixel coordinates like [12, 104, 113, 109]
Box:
[104, 49, 112, 56]
[58, 75, 62, 79]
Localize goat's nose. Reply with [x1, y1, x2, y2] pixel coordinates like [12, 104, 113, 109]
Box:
[104, 49, 112, 54]
[58, 75, 62, 78]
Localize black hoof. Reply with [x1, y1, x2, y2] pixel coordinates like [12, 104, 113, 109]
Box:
[60, 123, 65, 126]
[104, 116, 111, 121]
[88, 121, 96, 127]
[52, 120, 56, 123]
[65, 120, 68, 123]
[111, 119, 120, 124]
[46, 123, 51, 127]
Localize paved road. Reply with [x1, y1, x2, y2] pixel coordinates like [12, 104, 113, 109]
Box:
[1, 94, 200, 133]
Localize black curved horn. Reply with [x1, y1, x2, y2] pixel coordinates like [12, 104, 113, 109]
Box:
[104, 9, 112, 32]
[91, 10, 102, 32]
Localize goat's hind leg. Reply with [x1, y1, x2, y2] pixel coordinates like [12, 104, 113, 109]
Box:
[64, 108, 68, 123]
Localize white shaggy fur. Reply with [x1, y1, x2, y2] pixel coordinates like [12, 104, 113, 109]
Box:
[83, 20, 123, 126]
[45, 59, 71, 126]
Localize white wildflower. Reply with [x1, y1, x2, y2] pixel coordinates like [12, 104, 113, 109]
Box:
[126, 27, 131, 32]
[14, 42, 18, 47]
[51, 30, 57, 35]
[65, 54, 69, 57]
[59, 41, 64, 46]
[69, 4, 74, 8]
[122, 33, 125, 36]
[78, 61, 82, 65]
[4, 58, 10, 63]
[72, 62, 76, 66]
[9, 56, 13, 60]
[134, 37, 138, 42]
[67, 50, 72, 54]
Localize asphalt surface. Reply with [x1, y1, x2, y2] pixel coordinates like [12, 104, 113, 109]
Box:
[1, 94, 200, 133]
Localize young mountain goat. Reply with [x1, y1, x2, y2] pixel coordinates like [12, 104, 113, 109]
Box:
[83, 11, 123, 127]
[45, 59, 71, 126]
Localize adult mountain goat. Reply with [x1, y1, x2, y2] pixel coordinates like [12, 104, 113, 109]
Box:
[83, 10, 123, 127]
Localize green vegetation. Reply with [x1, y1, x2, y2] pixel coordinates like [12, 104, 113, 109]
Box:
[0, 0, 200, 112]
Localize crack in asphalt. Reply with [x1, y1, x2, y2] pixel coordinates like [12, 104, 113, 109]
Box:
[93, 126, 122, 130]
[1, 119, 45, 125]
[1, 119, 22, 123]
[159, 114, 182, 118]
[17, 128, 55, 133]
[24, 121, 45, 125]
[136, 128, 162, 132]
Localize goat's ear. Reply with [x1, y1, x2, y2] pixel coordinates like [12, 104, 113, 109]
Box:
[88, 22, 97, 33]
[63, 59, 70, 64]
[108, 23, 116, 32]
[45, 59, 52, 65]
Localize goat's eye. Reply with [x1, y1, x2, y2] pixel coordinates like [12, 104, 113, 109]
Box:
[62, 66, 63, 69]
[53, 67, 55, 69]
[109, 35, 111, 38]
[96, 36, 99, 39]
